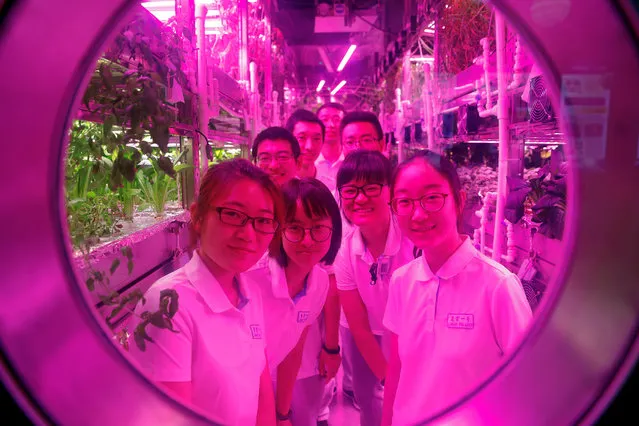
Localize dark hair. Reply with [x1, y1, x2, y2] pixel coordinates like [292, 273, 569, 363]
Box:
[191, 158, 285, 252]
[317, 102, 346, 117]
[390, 149, 464, 229]
[285, 109, 326, 141]
[340, 111, 384, 141]
[336, 150, 392, 190]
[251, 127, 301, 160]
[271, 178, 343, 267]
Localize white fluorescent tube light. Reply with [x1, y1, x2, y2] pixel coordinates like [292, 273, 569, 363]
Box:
[316, 80, 326, 92]
[331, 80, 347, 96]
[336, 45, 357, 72]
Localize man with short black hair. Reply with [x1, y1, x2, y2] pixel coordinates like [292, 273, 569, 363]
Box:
[340, 111, 385, 156]
[285, 109, 325, 180]
[316, 103, 347, 193]
[251, 127, 300, 187]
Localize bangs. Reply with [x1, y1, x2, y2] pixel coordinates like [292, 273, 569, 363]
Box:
[284, 183, 332, 222]
[336, 150, 392, 188]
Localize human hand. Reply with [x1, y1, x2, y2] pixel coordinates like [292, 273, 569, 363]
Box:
[319, 348, 341, 382]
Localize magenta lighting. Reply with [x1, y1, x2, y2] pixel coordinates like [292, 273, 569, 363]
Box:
[331, 80, 347, 95]
[316, 80, 326, 92]
[336, 45, 357, 72]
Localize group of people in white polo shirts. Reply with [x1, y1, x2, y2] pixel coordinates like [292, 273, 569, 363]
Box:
[128, 103, 533, 426]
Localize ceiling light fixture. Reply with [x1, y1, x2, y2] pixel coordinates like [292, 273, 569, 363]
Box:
[336, 45, 357, 72]
[316, 80, 326, 92]
[331, 80, 347, 95]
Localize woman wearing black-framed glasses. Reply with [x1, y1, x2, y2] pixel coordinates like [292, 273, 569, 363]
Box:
[244, 178, 343, 426]
[333, 151, 416, 426]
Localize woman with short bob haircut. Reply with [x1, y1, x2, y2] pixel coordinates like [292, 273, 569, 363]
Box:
[244, 177, 343, 426]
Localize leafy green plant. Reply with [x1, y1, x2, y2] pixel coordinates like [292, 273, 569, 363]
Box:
[83, 246, 180, 352]
[118, 178, 141, 220]
[137, 169, 175, 217]
[505, 155, 567, 240]
[67, 191, 123, 248]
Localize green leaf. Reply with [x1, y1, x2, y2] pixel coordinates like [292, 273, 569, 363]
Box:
[159, 289, 179, 318]
[157, 156, 176, 178]
[127, 260, 134, 275]
[107, 304, 125, 320]
[103, 115, 115, 137]
[120, 246, 133, 259]
[86, 278, 95, 291]
[150, 125, 170, 153]
[139, 140, 154, 156]
[174, 164, 193, 173]
[110, 258, 121, 275]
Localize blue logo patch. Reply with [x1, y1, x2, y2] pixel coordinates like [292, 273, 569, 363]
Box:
[249, 324, 263, 339]
[297, 311, 310, 323]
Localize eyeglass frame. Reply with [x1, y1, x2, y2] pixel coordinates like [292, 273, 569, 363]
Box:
[282, 225, 333, 243]
[214, 206, 280, 234]
[255, 152, 294, 166]
[342, 135, 379, 148]
[389, 193, 450, 216]
[338, 183, 385, 200]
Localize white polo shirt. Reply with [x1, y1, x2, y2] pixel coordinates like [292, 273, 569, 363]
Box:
[315, 151, 345, 194]
[128, 251, 266, 426]
[383, 237, 533, 425]
[334, 216, 415, 334]
[244, 255, 330, 379]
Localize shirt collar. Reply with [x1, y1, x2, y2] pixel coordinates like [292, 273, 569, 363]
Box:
[185, 251, 250, 313]
[268, 257, 309, 303]
[315, 151, 345, 168]
[352, 215, 403, 260]
[417, 236, 477, 281]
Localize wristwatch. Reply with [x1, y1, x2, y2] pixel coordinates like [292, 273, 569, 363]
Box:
[276, 409, 292, 421]
[322, 343, 340, 355]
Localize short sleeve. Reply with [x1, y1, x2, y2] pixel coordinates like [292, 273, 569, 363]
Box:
[490, 274, 533, 354]
[383, 272, 402, 334]
[334, 243, 357, 291]
[128, 287, 194, 383]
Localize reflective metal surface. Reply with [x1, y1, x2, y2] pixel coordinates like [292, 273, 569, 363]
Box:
[0, 0, 637, 425]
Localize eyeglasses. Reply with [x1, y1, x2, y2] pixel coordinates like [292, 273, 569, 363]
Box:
[214, 207, 279, 234]
[369, 263, 378, 285]
[256, 153, 293, 166]
[283, 225, 333, 243]
[390, 193, 449, 216]
[338, 183, 384, 200]
[343, 136, 378, 148]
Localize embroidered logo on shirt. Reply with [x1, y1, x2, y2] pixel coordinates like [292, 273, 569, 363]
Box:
[297, 311, 310, 323]
[249, 324, 263, 339]
[447, 314, 474, 329]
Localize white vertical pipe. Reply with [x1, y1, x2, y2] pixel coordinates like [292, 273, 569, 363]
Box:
[264, 4, 272, 102]
[422, 63, 435, 150]
[508, 33, 524, 90]
[492, 11, 510, 261]
[195, 3, 209, 173]
[395, 88, 404, 163]
[239, 0, 249, 90]
[249, 61, 258, 137]
[481, 37, 493, 109]
[272, 90, 280, 126]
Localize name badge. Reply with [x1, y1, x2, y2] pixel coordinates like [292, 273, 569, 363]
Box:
[249, 324, 263, 339]
[297, 311, 310, 323]
[447, 314, 474, 329]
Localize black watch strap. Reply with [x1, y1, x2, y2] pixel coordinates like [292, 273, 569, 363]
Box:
[276, 409, 292, 421]
[322, 343, 340, 355]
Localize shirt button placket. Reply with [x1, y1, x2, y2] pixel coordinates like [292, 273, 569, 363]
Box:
[424, 279, 439, 332]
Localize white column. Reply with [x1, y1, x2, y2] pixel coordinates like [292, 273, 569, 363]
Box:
[422, 63, 435, 151]
[492, 11, 511, 261]
[396, 88, 404, 163]
[195, 3, 209, 173]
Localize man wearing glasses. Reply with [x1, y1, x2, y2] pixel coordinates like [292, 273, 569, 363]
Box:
[285, 109, 325, 180]
[251, 127, 300, 187]
[340, 111, 386, 157]
[316, 103, 346, 193]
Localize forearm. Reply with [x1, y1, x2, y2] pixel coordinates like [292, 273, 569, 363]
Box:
[257, 364, 276, 426]
[381, 349, 401, 426]
[323, 274, 340, 348]
[275, 328, 308, 415]
[350, 326, 387, 380]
